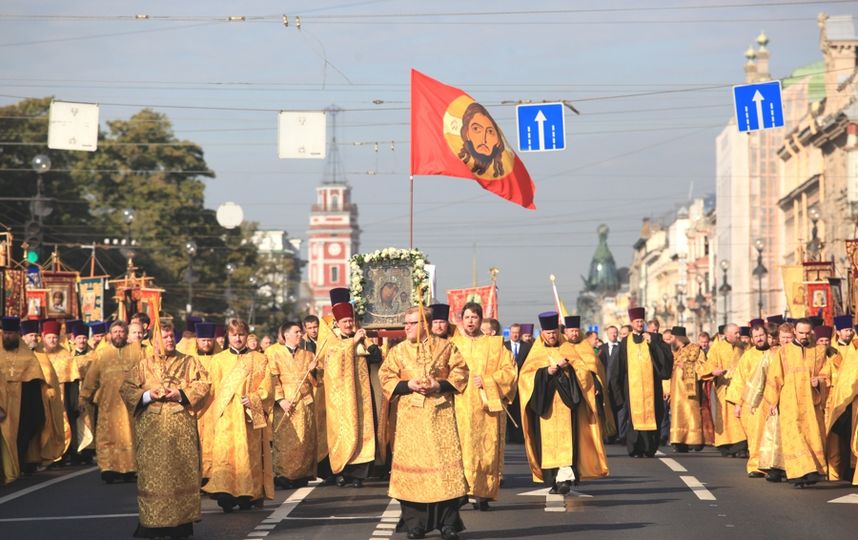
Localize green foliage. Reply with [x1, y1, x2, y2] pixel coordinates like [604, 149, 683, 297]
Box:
[0, 97, 302, 326]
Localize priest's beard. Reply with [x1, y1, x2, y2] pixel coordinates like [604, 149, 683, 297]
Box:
[799, 338, 810, 347]
[2, 336, 19, 351]
[111, 336, 128, 348]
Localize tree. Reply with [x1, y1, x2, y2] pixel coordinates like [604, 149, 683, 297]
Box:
[0, 98, 263, 322]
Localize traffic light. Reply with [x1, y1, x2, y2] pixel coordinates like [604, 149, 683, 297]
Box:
[23, 219, 42, 263]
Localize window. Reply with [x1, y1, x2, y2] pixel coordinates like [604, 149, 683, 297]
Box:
[331, 266, 339, 283]
[331, 194, 340, 210]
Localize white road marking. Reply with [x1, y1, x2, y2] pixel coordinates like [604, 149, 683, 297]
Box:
[518, 485, 591, 511]
[680, 475, 716, 501]
[0, 466, 97, 506]
[368, 499, 400, 539]
[659, 457, 688, 472]
[828, 493, 858, 504]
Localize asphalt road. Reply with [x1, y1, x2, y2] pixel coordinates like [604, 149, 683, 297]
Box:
[1, 443, 856, 539]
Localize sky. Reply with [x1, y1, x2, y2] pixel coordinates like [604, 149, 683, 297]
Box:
[1, 0, 853, 325]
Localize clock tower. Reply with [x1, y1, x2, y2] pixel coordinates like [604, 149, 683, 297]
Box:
[307, 107, 360, 314]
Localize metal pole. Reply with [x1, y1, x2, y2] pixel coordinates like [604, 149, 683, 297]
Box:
[187, 255, 193, 315]
[409, 175, 414, 249]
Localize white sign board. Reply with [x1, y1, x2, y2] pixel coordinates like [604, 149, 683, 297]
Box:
[48, 101, 99, 151]
[277, 111, 326, 159]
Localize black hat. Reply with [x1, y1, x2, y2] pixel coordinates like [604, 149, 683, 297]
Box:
[834, 315, 853, 330]
[67, 320, 88, 337]
[739, 326, 751, 337]
[766, 314, 785, 325]
[429, 303, 449, 321]
[809, 316, 824, 328]
[1, 316, 20, 332]
[671, 326, 686, 337]
[20, 319, 39, 335]
[329, 287, 350, 305]
[563, 315, 580, 329]
[195, 322, 216, 339]
[538, 311, 559, 331]
[717, 324, 726, 335]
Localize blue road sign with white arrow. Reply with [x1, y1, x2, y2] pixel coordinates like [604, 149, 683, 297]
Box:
[516, 102, 566, 152]
[732, 81, 784, 133]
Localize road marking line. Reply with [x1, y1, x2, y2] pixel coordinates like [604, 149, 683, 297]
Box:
[266, 486, 315, 521]
[659, 457, 688, 472]
[0, 466, 97, 506]
[680, 475, 716, 501]
[545, 493, 566, 512]
[368, 499, 400, 540]
[255, 524, 277, 529]
[0, 508, 273, 523]
[828, 493, 858, 504]
[655, 450, 665, 456]
[247, 532, 269, 538]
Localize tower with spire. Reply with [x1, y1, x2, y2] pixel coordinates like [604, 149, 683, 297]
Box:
[307, 106, 361, 314]
[577, 225, 622, 328]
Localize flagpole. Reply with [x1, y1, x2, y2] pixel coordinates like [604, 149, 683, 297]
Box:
[409, 175, 414, 249]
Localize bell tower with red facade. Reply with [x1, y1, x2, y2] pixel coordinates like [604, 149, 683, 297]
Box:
[307, 108, 360, 314]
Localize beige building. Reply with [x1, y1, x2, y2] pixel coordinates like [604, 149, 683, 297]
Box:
[777, 14, 857, 282]
[627, 198, 714, 333]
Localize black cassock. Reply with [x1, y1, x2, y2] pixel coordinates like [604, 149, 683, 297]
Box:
[609, 333, 673, 457]
[526, 364, 582, 486]
[17, 379, 46, 471]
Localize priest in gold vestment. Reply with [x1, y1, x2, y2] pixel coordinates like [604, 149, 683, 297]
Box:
[0, 317, 47, 484]
[668, 327, 706, 452]
[742, 323, 792, 482]
[726, 322, 769, 475]
[36, 319, 80, 464]
[120, 322, 210, 539]
[267, 320, 318, 489]
[700, 323, 748, 457]
[563, 316, 616, 441]
[320, 288, 377, 488]
[824, 331, 858, 485]
[520, 312, 608, 495]
[451, 302, 517, 510]
[202, 319, 274, 512]
[609, 307, 673, 458]
[764, 319, 830, 487]
[80, 320, 143, 483]
[26, 322, 65, 469]
[380, 306, 468, 540]
[70, 321, 99, 464]
[815, 323, 854, 481]
[189, 321, 218, 482]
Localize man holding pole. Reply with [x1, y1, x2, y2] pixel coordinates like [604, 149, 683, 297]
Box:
[451, 302, 517, 510]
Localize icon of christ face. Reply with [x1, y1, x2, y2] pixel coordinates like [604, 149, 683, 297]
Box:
[458, 102, 505, 178]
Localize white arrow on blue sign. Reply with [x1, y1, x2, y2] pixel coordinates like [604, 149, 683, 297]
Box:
[516, 102, 566, 152]
[732, 81, 784, 133]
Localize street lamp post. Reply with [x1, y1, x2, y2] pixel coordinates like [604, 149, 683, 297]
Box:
[694, 274, 708, 334]
[225, 263, 236, 317]
[719, 259, 731, 325]
[806, 207, 823, 261]
[185, 240, 197, 315]
[676, 285, 686, 327]
[753, 238, 768, 318]
[247, 275, 258, 325]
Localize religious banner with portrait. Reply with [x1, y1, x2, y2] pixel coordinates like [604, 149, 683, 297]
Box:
[138, 288, 163, 320]
[447, 285, 498, 326]
[78, 276, 107, 323]
[410, 69, 536, 209]
[42, 271, 79, 319]
[781, 264, 806, 318]
[805, 281, 833, 325]
[845, 239, 858, 317]
[349, 248, 430, 329]
[1, 268, 26, 318]
[25, 289, 48, 320]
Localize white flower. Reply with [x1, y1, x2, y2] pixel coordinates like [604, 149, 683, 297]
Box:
[415, 259, 425, 268]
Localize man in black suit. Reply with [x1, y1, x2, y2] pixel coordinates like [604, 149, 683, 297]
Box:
[504, 323, 531, 443]
[599, 325, 624, 443]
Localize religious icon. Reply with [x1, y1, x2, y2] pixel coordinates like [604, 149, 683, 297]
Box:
[443, 96, 515, 182]
[361, 259, 414, 328]
[812, 288, 827, 308]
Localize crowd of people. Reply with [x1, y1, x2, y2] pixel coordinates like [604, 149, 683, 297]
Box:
[1, 289, 857, 540]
